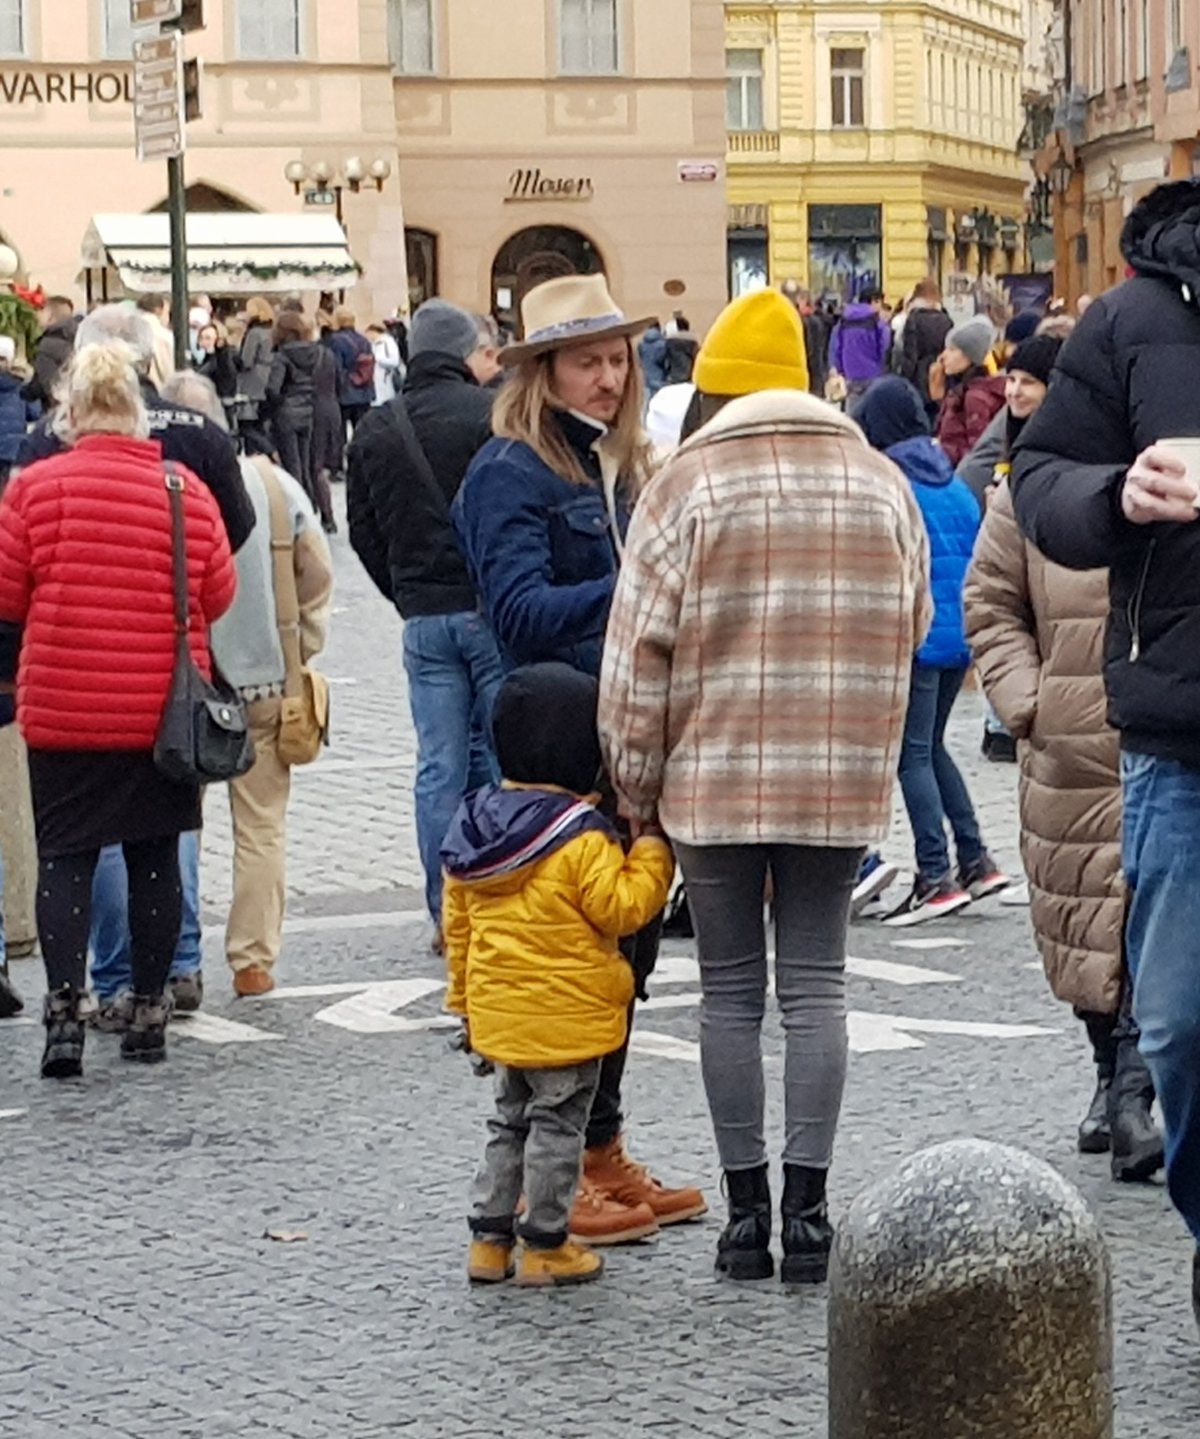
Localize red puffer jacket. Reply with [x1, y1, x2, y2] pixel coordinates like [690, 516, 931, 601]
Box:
[0, 434, 237, 751]
[936, 369, 1008, 468]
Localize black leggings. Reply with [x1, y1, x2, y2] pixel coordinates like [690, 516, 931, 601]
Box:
[38, 836, 182, 996]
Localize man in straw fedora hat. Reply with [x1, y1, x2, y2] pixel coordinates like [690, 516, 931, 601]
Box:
[452, 272, 708, 1248]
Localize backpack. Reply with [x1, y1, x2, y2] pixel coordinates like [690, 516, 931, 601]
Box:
[350, 349, 376, 389]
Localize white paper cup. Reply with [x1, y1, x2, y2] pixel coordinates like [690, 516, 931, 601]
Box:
[1157, 437, 1200, 503]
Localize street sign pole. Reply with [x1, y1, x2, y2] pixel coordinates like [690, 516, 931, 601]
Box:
[167, 153, 189, 371]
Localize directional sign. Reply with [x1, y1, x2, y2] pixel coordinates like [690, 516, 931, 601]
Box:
[131, 0, 182, 23]
[134, 30, 184, 162]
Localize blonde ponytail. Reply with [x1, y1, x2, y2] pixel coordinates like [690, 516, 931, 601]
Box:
[66, 343, 149, 441]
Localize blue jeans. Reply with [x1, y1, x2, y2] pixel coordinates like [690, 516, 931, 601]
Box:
[89, 831, 201, 1002]
[1122, 751, 1200, 1243]
[402, 612, 505, 921]
[897, 664, 984, 882]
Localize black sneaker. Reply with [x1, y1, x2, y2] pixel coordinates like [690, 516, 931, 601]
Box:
[169, 972, 204, 1014]
[0, 964, 23, 1018]
[881, 875, 972, 928]
[958, 853, 1011, 901]
[981, 729, 1018, 763]
[120, 995, 170, 1065]
[89, 991, 135, 1033]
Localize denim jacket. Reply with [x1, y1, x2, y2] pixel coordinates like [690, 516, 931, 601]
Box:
[453, 412, 627, 677]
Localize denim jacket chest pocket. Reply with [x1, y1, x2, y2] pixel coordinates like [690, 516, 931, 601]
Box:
[548, 494, 616, 584]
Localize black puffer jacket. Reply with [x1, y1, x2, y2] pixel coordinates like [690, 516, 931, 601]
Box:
[347, 351, 494, 617]
[1012, 179, 1200, 769]
[266, 341, 320, 426]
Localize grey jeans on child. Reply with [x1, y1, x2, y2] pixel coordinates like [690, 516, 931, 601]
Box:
[675, 842, 862, 1173]
[470, 1059, 602, 1247]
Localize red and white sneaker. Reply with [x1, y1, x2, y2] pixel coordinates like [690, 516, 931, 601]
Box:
[881, 875, 972, 928]
[958, 853, 1011, 901]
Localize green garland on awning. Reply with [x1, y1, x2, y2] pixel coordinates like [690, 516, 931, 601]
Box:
[118, 258, 363, 280]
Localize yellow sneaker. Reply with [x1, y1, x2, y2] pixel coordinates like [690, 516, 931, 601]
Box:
[515, 1240, 604, 1288]
[467, 1238, 515, 1284]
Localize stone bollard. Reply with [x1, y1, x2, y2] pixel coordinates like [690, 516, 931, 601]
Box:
[0, 724, 38, 954]
[829, 1139, 1112, 1439]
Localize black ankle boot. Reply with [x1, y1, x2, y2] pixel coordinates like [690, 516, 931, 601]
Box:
[120, 995, 170, 1065]
[781, 1164, 833, 1285]
[1078, 1078, 1112, 1153]
[41, 985, 86, 1079]
[0, 962, 23, 1019]
[1109, 1035, 1164, 1182]
[715, 1165, 773, 1281]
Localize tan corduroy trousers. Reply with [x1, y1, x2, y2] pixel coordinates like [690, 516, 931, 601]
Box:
[226, 699, 291, 973]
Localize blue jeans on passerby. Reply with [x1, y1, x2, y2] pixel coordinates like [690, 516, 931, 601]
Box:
[897, 664, 985, 882]
[90, 831, 201, 1002]
[1122, 750, 1200, 1243]
[402, 611, 505, 922]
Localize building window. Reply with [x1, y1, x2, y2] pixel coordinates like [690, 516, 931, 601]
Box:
[0, 0, 23, 57]
[390, 0, 434, 74]
[104, 0, 154, 58]
[831, 47, 865, 128]
[406, 229, 439, 311]
[559, 0, 618, 75]
[1093, 0, 1106, 93]
[726, 50, 764, 131]
[1170, 0, 1183, 53]
[1136, 0, 1149, 78]
[1116, 0, 1128, 85]
[238, 0, 302, 60]
[808, 204, 882, 303]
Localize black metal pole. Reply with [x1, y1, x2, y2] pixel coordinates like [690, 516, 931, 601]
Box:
[168, 152, 189, 371]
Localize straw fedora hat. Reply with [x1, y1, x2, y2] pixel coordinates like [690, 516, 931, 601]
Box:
[501, 273, 656, 366]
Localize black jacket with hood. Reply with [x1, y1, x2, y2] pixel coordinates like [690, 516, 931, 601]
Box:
[347, 350, 494, 618]
[1012, 179, 1200, 769]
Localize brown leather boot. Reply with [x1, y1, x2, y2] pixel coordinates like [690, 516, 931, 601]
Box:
[233, 967, 275, 998]
[568, 1177, 659, 1246]
[584, 1136, 709, 1226]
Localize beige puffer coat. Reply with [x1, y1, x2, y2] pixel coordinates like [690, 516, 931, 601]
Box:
[964, 481, 1122, 1016]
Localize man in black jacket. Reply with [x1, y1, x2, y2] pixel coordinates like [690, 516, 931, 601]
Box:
[22, 296, 79, 408]
[898, 277, 953, 419]
[348, 299, 504, 930]
[1012, 178, 1200, 1326]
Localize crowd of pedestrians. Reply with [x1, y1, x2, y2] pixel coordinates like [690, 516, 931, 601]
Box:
[5, 176, 1200, 1324]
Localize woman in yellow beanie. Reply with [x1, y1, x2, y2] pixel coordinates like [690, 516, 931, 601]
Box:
[600, 289, 931, 1286]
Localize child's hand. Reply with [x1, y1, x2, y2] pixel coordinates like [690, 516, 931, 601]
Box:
[447, 1018, 494, 1078]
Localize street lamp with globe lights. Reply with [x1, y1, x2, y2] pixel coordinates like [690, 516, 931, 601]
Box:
[284, 157, 395, 226]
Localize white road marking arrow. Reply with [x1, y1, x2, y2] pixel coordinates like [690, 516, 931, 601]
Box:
[652, 954, 960, 990]
[849, 1012, 1058, 1055]
[0, 1108, 28, 1121]
[313, 977, 456, 1034]
[172, 1013, 281, 1045]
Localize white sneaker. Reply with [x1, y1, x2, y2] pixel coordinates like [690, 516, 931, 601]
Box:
[852, 855, 900, 916]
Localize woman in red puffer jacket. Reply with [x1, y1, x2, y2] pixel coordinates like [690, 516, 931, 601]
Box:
[0, 343, 236, 1079]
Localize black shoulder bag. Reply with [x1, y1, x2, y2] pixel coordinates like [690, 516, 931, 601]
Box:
[153, 464, 255, 785]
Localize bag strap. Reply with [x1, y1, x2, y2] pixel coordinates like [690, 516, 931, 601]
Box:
[388, 397, 446, 514]
[163, 462, 189, 641]
[252, 454, 304, 700]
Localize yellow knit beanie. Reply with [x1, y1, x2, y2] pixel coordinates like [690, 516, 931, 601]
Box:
[693, 290, 810, 396]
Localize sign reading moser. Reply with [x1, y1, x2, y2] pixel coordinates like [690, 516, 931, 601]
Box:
[506, 169, 594, 202]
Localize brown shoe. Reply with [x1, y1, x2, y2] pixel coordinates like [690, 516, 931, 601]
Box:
[233, 967, 275, 998]
[568, 1176, 659, 1246]
[584, 1136, 709, 1226]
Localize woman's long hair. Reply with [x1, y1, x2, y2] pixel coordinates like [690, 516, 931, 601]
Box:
[492, 341, 653, 492]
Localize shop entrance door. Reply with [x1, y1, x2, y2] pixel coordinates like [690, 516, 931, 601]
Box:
[491, 225, 604, 338]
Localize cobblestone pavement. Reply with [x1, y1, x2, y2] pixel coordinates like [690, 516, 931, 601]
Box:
[3, 491, 1198, 1438]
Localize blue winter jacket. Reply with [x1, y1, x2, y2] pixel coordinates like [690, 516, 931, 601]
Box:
[0, 373, 37, 466]
[885, 436, 981, 668]
[452, 425, 625, 678]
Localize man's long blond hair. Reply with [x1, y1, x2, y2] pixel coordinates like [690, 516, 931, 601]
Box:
[492, 343, 653, 492]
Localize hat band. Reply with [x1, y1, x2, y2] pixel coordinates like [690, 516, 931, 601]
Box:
[524, 311, 628, 346]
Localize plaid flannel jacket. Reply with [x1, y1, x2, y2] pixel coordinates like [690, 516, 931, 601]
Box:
[600, 391, 932, 847]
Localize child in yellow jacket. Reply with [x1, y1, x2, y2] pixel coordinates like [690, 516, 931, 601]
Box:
[441, 662, 673, 1289]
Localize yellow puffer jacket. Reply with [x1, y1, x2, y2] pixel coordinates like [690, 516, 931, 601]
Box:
[443, 827, 673, 1069]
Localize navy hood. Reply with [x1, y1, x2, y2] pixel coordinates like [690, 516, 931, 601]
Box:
[440, 785, 611, 883]
[886, 435, 956, 489]
[853, 376, 930, 451]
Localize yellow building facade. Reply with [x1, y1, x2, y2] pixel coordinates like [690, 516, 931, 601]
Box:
[726, 0, 1029, 305]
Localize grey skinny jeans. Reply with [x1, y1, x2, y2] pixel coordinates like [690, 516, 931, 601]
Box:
[675, 843, 863, 1172]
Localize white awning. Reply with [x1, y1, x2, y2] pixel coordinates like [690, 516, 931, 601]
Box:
[81, 212, 361, 295]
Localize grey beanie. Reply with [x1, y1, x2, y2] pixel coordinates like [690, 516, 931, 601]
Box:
[409, 298, 481, 361]
[946, 314, 995, 368]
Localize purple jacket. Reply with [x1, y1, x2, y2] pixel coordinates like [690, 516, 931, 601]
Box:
[830, 304, 891, 382]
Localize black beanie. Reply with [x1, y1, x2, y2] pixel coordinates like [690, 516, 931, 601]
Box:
[851, 376, 931, 452]
[1006, 334, 1062, 386]
[491, 662, 603, 797]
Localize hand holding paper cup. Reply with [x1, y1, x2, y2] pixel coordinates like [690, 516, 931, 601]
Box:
[1157, 436, 1200, 507]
